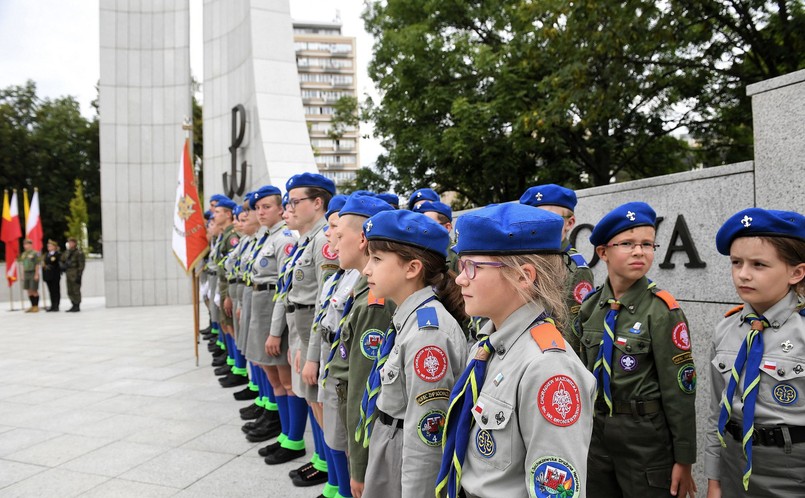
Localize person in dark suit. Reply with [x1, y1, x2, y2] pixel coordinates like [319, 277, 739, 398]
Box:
[43, 239, 62, 312]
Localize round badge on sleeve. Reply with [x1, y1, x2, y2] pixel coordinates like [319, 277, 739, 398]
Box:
[537, 375, 582, 427]
[475, 429, 496, 458]
[418, 410, 446, 447]
[322, 243, 338, 260]
[259, 257, 269, 268]
[677, 364, 696, 394]
[284, 243, 294, 256]
[414, 346, 448, 382]
[360, 329, 384, 360]
[530, 456, 578, 498]
[230, 237, 239, 247]
[573, 281, 593, 304]
[672, 322, 691, 350]
[773, 383, 798, 405]
[338, 343, 348, 360]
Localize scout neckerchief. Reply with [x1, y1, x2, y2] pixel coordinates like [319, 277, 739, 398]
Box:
[244, 230, 271, 286]
[227, 236, 251, 281]
[274, 242, 298, 302]
[717, 312, 770, 491]
[321, 290, 354, 387]
[356, 294, 437, 446]
[435, 314, 553, 498]
[313, 269, 345, 332]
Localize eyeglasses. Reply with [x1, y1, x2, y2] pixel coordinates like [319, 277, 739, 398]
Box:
[286, 197, 313, 211]
[457, 259, 508, 280]
[604, 241, 660, 253]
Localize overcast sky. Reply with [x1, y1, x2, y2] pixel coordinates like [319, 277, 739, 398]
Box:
[0, 0, 382, 167]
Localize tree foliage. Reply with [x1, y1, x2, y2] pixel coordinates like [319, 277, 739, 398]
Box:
[361, 0, 804, 207]
[0, 80, 101, 257]
[65, 179, 90, 251]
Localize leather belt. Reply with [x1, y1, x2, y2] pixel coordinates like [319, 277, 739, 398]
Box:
[287, 303, 315, 312]
[726, 420, 805, 447]
[597, 399, 662, 416]
[253, 283, 276, 292]
[378, 410, 404, 429]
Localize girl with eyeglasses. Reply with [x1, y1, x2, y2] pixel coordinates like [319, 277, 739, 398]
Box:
[575, 202, 697, 498]
[436, 203, 596, 498]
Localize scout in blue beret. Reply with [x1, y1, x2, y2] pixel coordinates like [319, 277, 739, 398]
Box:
[358, 209, 468, 498]
[282, 172, 340, 470]
[209, 193, 230, 207]
[317, 193, 395, 493]
[376, 192, 399, 209]
[436, 203, 595, 498]
[414, 201, 452, 227]
[576, 201, 697, 498]
[706, 208, 805, 497]
[407, 187, 440, 210]
[520, 184, 595, 354]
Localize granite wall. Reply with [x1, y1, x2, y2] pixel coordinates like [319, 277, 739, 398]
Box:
[202, 0, 316, 202]
[98, 0, 193, 306]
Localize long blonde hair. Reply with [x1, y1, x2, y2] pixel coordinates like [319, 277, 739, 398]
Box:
[494, 253, 569, 331]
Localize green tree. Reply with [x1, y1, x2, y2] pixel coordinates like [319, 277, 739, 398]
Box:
[362, 0, 803, 206]
[0, 80, 101, 256]
[65, 179, 90, 251]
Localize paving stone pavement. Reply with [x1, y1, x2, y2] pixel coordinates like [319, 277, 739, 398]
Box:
[0, 298, 320, 497]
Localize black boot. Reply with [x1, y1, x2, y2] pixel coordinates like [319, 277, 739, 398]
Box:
[214, 365, 231, 376]
[264, 446, 305, 465]
[239, 403, 264, 420]
[245, 418, 282, 442]
[242, 409, 276, 433]
[219, 373, 249, 388]
[233, 387, 259, 401]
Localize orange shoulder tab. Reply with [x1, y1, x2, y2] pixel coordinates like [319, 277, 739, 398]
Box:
[530, 323, 566, 352]
[367, 290, 384, 307]
[724, 305, 744, 318]
[654, 289, 680, 310]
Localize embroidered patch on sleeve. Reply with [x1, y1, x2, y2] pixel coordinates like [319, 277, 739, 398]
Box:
[530, 456, 578, 498]
[418, 410, 446, 446]
[573, 281, 593, 304]
[322, 243, 338, 260]
[677, 364, 696, 394]
[415, 388, 451, 405]
[538, 375, 582, 427]
[414, 346, 448, 382]
[672, 322, 691, 351]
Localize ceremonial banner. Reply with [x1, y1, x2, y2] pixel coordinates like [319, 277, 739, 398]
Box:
[172, 138, 208, 273]
[24, 189, 43, 252]
[1, 190, 22, 286]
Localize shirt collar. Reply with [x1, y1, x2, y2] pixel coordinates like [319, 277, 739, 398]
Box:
[300, 216, 327, 240]
[268, 221, 286, 235]
[598, 276, 652, 315]
[392, 286, 436, 331]
[487, 302, 547, 359]
[741, 290, 800, 331]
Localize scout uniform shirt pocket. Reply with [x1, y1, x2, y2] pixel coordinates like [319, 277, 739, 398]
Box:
[295, 253, 314, 284]
[612, 335, 652, 374]
[380, 361, 406, 414]
[757, 355, 805, 408]
[469, 393, 514, 471]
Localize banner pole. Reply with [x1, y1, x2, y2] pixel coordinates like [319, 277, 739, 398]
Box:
[193, 271, 200, 367]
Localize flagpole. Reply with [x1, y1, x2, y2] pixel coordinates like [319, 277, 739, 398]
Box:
[182, 116, 201, 367]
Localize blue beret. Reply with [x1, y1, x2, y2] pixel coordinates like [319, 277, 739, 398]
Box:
[282, 192, 289, 209]
[215, 198, 238, 211]
[233, 205, 243, 217]
[407, 188, 440, 210]
[250, 185, 282, 209]
[589, 202, 656, 247]
[414, 201, 452, 222]
[286, 172, 336, 196]
[204, 210, 212, 220]
[209, 194, 230, 205]
[453, 203, 564, 255]
[364, 210, 450, 258]
[325, 194, 348, 220]
[340, 193, 394, 219]
[377, 192, 399, 207]
[520, 184, 577, 211]
[716, 208, 805, 255]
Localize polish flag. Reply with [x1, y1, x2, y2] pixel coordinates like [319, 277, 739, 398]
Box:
[172, 138, 209, 273]
[762, 361, 777, 371]
[1, 190, 22, 286]
[616, 337, 628, 346]
[24, 190, 43, 252]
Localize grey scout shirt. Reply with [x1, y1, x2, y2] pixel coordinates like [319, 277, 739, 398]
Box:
[377, 286, 468, 498]
[288, 216, 340, 362]
[461, 303, 596, 498]
[257, 222, 297, 338]
[704, 290, 805, 480]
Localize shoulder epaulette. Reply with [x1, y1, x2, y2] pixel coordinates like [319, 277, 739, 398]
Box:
[568, 252, 589, 269]
[651, 288, 680, 310]
[530, 322, 566, 352]
[367, 290, 385, 307]
[724, 305, 744, 318]
[416, 307, 439, 329]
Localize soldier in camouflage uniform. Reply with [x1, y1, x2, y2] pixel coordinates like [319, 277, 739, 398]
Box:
[61, 237, 85, 313]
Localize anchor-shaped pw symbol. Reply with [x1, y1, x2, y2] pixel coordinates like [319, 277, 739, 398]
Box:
[224, 104, 248, 198]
